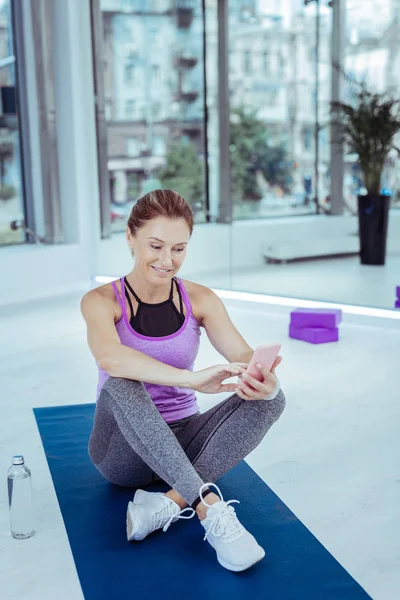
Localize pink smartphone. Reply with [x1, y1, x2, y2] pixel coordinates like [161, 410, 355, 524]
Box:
[246, 344, 282, 382]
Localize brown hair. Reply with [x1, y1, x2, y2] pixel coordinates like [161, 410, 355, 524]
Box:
[127, 189, 194, 237]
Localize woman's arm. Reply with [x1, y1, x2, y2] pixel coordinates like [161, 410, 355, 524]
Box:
[197, 286, 281, 399]
[197, 286, 255, 363]
[80, 290, 192, 388]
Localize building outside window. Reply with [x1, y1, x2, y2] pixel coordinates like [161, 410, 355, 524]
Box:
[126, 137, 140, 157]
[153, 135, 166, 156]
[243, 50, 251, 74]
[98, 0, 207, 232]
[125, 100, 135, 120]
[262, 50, 269, 74]
[124, 51, 135, 84]
[95, 0, 400, 233]
[344, 0, 400, 211]
[229, 2, 330, 218]
[0, 0, 24, 245]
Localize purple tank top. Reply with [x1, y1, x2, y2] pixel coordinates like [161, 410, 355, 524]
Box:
[96, 276, 202, 424]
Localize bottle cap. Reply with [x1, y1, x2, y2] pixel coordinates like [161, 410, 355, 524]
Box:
[12, 455, 24, 465]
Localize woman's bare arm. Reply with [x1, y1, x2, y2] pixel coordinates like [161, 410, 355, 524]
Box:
[80, 290, 192, 388]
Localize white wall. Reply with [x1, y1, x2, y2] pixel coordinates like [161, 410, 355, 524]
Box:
[0, 243, 90, 306]
[1, 211, 399, 306]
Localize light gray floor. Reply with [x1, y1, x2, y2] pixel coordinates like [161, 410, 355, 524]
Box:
[191, 251, 400, 311]
[0, 291, 399, 600]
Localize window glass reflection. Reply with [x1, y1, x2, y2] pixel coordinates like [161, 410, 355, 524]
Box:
[344, 0, 400, 211]
[0, 0, 24, 245]
[100, 0, 207, 232]
[229, 1, 331, 219]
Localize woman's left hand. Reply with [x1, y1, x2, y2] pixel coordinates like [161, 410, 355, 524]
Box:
[234, 356, 282, 401]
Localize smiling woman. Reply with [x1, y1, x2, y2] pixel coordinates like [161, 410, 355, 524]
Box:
[80, 188, 285, 571]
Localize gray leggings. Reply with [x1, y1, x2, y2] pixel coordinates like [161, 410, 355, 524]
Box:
[88, 377, 286, 508]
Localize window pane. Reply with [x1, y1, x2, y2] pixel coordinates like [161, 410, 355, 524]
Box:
[344, 0, 400, 211]
[0, 0, 24, 245]
[99, 0, 207, 233]
[229, 2, 332, 219]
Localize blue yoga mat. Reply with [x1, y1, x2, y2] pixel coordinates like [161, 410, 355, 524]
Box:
[34, 403, 371, 600]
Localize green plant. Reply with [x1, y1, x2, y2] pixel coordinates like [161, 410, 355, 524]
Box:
[0, 184, 16, 200]
[157, 139, 204, 211]
[331, 77, 400, 196]
[230, 106, 291, 201]
[0, 141, 14, 185]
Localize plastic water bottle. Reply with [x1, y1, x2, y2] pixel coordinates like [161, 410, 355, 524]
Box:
[7, 455, 35, 539]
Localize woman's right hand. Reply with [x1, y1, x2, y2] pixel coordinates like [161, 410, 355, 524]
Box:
[189, 363, 248, 394]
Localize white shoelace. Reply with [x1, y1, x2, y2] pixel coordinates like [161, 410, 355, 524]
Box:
[150, 498, 195, 533]
[201, 500, 244, 542]
[151, 482, 244, 542]
[199, 482, 244, 543]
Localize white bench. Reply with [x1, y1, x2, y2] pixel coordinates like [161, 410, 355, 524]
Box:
[261, 217, 360, 263]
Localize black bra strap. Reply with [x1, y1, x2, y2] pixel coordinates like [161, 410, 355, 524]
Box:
[123, 280, 136, 321]
[174, 278, 184, 314]
[168, 277, 175, 300]
[124, 275, 183, 315]
[124, 276, 142, 303]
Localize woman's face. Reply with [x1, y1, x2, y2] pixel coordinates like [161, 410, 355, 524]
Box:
[127, 216, 190, 282]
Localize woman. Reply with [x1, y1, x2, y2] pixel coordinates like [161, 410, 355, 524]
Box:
[81, 189, 286, 573]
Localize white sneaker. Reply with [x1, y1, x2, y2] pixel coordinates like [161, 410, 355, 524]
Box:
[198, 482, 266, 572]
[126, 489, 195, 542]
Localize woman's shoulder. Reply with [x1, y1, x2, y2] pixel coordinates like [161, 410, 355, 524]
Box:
[86, 280, 120, 299]
[178, 279, 215, 326]
[178, 277, 211, 300]
[80, 280, 121, 321]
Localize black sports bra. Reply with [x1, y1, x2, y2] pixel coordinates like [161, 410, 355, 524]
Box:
[123, 276, 185, 337]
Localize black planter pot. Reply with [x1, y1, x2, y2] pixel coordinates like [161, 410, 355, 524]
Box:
[357, 194, 391, 265]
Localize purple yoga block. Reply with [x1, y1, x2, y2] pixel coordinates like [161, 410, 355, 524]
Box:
[395, 300, 400, 309]
[396, 286, 400, 299]
[290, 308, 342, 329]
[289, 323, 339, 344]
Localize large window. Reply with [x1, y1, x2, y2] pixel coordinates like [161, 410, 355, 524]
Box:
[228, 1, 332, 220]
[344, 0, 400, 211]
[0, 0, 24, 245]
[98, 0, 207, 233]
[94, 0, 400, 235]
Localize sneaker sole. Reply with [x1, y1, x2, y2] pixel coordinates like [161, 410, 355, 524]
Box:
[217, 548, 266, 572]
[205, 536, 265, 573]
